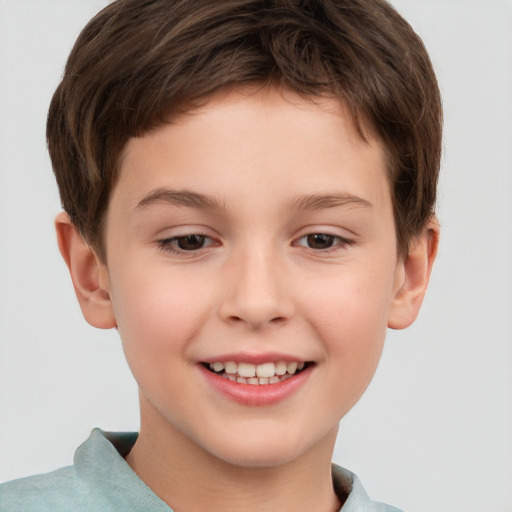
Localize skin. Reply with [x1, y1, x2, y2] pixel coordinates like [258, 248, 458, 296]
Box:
[56, 87, 438, 512]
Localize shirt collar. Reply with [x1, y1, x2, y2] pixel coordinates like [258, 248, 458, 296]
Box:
[75, 429, 393, 512]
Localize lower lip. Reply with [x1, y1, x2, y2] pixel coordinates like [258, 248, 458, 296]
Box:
[199, 365, 313, 406]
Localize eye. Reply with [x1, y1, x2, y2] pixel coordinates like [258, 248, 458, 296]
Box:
[158, 234, 215, 253]
[295, 233, 352, 251]
[174, 234, 207, 251]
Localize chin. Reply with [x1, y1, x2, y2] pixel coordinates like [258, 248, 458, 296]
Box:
[218, 451, 302, 469]
[203, 432, 319, 469]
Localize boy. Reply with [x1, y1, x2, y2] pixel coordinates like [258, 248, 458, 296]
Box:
[0, 0, 441, 510]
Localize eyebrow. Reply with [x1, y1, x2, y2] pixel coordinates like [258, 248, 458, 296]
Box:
[136, 188, 226, 211]
[288, 193, 372, 211]
[136, 188, 372, 213]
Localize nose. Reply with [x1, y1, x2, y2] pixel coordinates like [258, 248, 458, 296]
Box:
[218, 247, 294, 330]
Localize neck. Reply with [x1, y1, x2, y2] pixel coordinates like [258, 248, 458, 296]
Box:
[126, 405, 342, 512]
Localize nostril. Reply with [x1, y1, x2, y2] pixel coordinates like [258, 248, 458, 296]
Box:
[227, 315, 287, 328]
[219, 292, 293, 328]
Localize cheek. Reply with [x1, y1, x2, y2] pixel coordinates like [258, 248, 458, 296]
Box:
[304, 260, 394, 332]
[312, 288, 388, 366]
[302, 262, 395, 388]
[109, 269, 213, 367]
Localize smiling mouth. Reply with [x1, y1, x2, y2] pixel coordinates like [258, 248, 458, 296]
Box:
[202, 360, 312, 385]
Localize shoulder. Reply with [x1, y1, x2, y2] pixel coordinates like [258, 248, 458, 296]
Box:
[0, 429, 170, 512]
[0, 466, 90, 512]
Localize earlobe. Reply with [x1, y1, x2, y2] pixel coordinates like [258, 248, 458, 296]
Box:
[55, 212, 117, 329]
[388, 218, 440, 330]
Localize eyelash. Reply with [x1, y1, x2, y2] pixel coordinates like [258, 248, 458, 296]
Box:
[294, 233, 354, 253]
[157, 232, 353, 255]
[157, 234, 216, 254]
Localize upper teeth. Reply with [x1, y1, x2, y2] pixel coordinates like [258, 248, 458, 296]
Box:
[209, 361, 305, 378]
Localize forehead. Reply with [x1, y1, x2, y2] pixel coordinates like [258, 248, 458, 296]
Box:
[113, 86, 389, 215]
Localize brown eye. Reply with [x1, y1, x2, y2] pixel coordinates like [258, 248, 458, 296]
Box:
[306, 233, 335, 249]
[294, 232, 353, 253]
[175, 234, 207, 250]
[157, 233, 217, 255]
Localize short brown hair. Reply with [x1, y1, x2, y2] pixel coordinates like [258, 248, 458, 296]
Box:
[47, 0, 442, 260]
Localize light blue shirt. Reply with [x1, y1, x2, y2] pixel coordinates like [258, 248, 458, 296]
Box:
[0, 429, 403, 511]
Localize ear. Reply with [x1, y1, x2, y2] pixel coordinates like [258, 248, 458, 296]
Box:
[55, 212, 117, 329]
[388, 217, 440, 330]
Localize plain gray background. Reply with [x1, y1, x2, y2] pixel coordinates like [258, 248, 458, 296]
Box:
[0, 1, 511, 511]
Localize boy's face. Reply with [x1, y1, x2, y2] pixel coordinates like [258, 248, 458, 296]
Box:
[93, 87, 412, 467]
